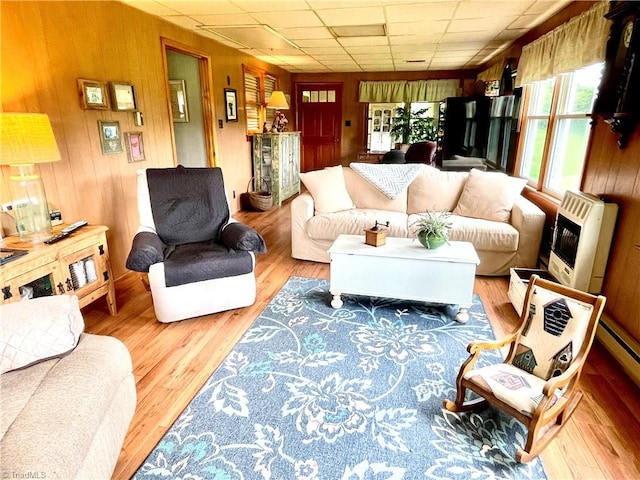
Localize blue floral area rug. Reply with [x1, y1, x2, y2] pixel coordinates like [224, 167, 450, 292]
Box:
[133, 276, 548, 480]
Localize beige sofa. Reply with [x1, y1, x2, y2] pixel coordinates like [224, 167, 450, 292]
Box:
[291, 165, 545, 275]
[1, 295, 136, 479]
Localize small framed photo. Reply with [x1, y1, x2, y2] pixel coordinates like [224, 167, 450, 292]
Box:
[169, 79, 189, 122]
[98, 120, 123, 154]
[78, 79, 109, 110]
[110, 81, 137, 111]
[224, 88, 238, 122]
[124, 132, 145, 162]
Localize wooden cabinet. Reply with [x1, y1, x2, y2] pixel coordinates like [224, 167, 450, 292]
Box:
[0, 225, 116, 314]
[252, 132, 301, 206]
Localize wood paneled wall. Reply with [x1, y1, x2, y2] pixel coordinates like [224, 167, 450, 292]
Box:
[0, 0, 290, 279]
[582, 123, 640, 343]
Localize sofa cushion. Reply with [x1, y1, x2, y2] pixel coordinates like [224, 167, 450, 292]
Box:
[407, 213, 519, 252]
[307, 209, 408, 241]
[1, 295, 84, 374]
[300, 165, 355, 214]
[407, 166, 468, 214]
[343, 168, 407, 213]
[1, 333, 135, 479]
[453, 168, 527, 223]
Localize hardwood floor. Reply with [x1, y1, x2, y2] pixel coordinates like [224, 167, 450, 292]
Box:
[82, 202, 640, 479]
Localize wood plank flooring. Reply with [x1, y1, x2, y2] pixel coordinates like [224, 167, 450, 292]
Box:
[81, 202, 640, 479]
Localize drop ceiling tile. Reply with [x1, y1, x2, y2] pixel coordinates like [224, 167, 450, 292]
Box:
[508, 14, 543, 30]
[277, 27, 334, 40]
[251, 10, 323, 29]
[315, 7, 385, 26]
[343, 45, 392, 55]
[361, 64, 397, 71]
[191, 14, 258, 25]
[232, 0, 310, 13]
[162, 15, 202, 29]
[390, 44, 438, 54]
[452, 2, 529, 19]
[337, 36, 390, 47]
[313, 54, 353, 60]
[295, 38, 343, 48]
[441, 31, 493, 43]
[494, 29, 528, 41]
[448, 17, 512, 34]
[525, 0, 571, 16]
[386, 20, 449, 36]
[389, 34, 444, 46]
[309, 0, 382, 10]
[385, 2, 458, 22]
[436, 42, 486, 52]
[301, 46, 350, 54]
[121, 0, 180, 16]
[157, 0, 241, 15]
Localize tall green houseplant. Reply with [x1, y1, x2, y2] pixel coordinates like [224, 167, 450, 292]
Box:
[390, 106, 437, 147]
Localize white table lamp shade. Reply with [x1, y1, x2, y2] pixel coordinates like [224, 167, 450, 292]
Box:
[0, 113, 61, 242]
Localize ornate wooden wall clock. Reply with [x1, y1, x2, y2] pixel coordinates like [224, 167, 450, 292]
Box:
[594, 1, 640, 148]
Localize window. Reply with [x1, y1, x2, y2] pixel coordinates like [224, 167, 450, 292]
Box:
[366, 102, 438, 152]
[243, 66, 277, 133]
[517, 63, 602, 197]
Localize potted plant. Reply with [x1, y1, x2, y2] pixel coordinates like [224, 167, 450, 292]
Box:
[390, 106, 438, 150]
[411, 211, 452, 249]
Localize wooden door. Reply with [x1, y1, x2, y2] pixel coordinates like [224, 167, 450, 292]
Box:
[296, 83, 342, 172]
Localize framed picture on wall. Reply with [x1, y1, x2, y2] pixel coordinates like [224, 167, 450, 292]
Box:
[169, 79, 189, 122]
[98, 120, 123, 154]
[124, 131, 145, 162]
[78, 79, 110, 110]
[224, 88, 238, 122]
[109, 81, 137, 111]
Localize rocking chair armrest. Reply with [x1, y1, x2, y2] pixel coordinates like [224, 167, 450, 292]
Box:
[221, 222, 267, 253]
[126, 231, 167, 272]
[468, 332, 518, 354]
[458, 333, 518, 376]
[542, 361, 582, 397]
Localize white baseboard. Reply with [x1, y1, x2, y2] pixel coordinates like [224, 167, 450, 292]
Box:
[596, 313, 640, 388]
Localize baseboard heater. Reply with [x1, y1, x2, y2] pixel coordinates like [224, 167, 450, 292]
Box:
[596, 313, 640, 388]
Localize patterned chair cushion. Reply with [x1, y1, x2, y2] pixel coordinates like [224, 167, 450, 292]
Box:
[514, 285, 594, 380]
[464, 363, 562, 416]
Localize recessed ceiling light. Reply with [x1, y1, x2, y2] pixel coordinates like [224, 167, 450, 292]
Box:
[329, 24, 386, 38]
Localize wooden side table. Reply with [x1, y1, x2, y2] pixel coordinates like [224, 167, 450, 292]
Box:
[0, 224, 117, 314]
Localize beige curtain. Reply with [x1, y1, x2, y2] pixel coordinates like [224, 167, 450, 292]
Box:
[358, 79, 459, 102]
[477, 62, 503, 83]
[517, 1, 610, 86]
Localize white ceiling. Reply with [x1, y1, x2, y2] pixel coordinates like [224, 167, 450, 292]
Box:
[121, 0, 572, 73]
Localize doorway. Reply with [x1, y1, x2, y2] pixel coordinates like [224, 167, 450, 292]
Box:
[162, 39, 216, 167]
[295, 83, 342, 172]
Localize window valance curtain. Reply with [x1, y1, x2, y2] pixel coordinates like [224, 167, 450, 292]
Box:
[358, 79, 459, 102]
[516, 1, 610, 86]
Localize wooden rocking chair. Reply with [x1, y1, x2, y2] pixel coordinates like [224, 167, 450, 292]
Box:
[443, 275, 606, 463]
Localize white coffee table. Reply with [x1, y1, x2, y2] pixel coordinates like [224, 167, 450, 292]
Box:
[328, 235, 480, 322]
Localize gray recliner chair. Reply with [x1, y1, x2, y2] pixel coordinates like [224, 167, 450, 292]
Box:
[126, 166, 266, 323]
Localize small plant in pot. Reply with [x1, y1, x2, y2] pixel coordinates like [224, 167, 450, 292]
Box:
[411, 211, 452, 249]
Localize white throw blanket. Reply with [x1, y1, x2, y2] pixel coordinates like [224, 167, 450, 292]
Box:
[350, 162, 425, 199]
